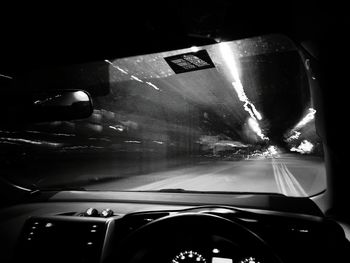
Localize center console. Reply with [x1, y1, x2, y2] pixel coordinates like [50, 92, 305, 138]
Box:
[13, 215, 115, 263]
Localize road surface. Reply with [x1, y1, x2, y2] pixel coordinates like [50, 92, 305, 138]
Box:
[88, 153, 326, 197]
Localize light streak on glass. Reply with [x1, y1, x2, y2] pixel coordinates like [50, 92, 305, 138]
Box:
[109, 125, 124, 132]
[218, 42, 241, 80]
[104, 59, 128, 74]
[33, 94, 61, 105]
[268, 145, 278, 155]
[290, 140, 314, 154]
[124, 140, 141, 144]
[218, 43, 262, 120]
[219, 42, 267, 140]
[248, 118, 269, 141]
[231, 81, 262, 121]
[0, 141, 19, 145]
[250, 103, 262, 120]
[26, 130, 75, 137]
[0, 137, 61, 147]
[285, 108, 316, 142]
[286, 131, 301, 142]
[0, 73, 13, 79]
[146, 81, 160, 90]
[295, 108, 316, 129]
[0, 130, 16, 134]
[63, 146, 104, 150]
[107, 57, 159, 89]
[130, 75, 143, 82]
[214, 141, 247, 147]
[231, 81, 248, 101]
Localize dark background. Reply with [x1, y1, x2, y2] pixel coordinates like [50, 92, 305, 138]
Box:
[0, 1, 349, 217]
[0, 2, 342, 74]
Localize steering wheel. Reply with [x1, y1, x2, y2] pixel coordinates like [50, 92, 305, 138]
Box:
[113, 212, 283, 263]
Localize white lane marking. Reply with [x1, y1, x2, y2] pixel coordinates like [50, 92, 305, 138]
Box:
[272, 160, 284, 194]
[130, 164, 234, 191]
[279, 163, 299, 196]
[280, 163, 308, 197]
[277, 165, 290, 195]
[272, 158, 308, 197]
[272, 159, 289, 195]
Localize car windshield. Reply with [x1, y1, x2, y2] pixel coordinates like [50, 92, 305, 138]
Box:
[0, 35, 326, 197]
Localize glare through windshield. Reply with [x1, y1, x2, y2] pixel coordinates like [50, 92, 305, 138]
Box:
[0, 35, 326, 197]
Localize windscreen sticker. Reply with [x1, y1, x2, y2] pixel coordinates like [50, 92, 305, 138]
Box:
[164, 50, 215, 74]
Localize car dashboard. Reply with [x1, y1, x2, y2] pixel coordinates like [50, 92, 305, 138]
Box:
[0, 191, 348, 263]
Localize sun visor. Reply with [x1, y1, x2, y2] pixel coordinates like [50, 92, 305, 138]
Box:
[15, 61, 110, 97]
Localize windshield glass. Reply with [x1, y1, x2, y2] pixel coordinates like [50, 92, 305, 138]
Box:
[0, 35, 326, 197]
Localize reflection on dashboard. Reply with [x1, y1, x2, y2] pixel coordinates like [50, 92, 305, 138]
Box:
[7, 201, 348, 263]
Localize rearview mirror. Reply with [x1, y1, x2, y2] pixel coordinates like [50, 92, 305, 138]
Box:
[1, 89, 93, 126]
[31, 90, 93, 122]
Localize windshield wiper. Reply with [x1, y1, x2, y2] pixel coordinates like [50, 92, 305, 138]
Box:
[35, 186, 87, 192]
[158, 188, 189, 193]
[147, 188, 287, 196]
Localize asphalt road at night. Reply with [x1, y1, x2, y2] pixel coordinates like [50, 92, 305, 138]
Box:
[89, 154, 326, 197]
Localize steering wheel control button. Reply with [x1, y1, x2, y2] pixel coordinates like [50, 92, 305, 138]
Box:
[85, 208, 99, 217]
[101, 208, 113, 217]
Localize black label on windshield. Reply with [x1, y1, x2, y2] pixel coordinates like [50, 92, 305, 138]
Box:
[164, 50, 215, 74]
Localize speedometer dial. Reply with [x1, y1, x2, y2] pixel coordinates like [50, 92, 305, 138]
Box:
[172, 250, 206, 263]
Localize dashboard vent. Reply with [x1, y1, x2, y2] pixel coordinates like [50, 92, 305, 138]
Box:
[14, 216, 109, 263]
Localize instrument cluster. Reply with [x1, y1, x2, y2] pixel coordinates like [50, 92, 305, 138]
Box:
[171, 249, 262, 263]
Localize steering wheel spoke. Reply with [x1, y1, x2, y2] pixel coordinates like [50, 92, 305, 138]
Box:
[112, 213, 283, 263]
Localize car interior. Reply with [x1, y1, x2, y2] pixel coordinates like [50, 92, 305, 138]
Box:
[0, 2, 349, 263]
